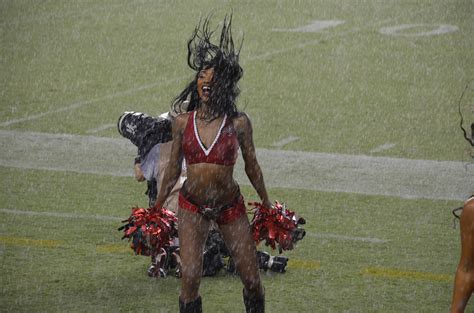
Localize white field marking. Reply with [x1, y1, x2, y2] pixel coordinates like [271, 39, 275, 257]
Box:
[248, 18, 395, 62]
[0, 76, 187, 127]
[0, 130, 136, 177]
[86, 124, 116, 134]
[307, 232, 387, 244]
[244, 39, 322, 62]
[0, 208, 123, 222]
[3, 28, 318, 127]
[0, 16, 396, 126]
[272, 20, 345, 33]
[272, 136, 300, 148]
[1, 130, 472, 201]
[370, 143, 396, 154]
[0, 208, 384, 244]
[379, 24, 459, 37]
[3, 29, 319, 128]
[4, 32, 326, 127]
[0, 99, 94, 127]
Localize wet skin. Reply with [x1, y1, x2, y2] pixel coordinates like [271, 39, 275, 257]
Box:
[451, 197, 474, 313]
[157, 66, 271, 209]
[188, 67, 237, 205]
[155, 67, 270, 302]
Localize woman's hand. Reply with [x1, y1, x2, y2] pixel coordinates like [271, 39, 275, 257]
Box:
[150, 201, 163, 213]
[262, 199, 273, 209]
[134, 163, 145, 181]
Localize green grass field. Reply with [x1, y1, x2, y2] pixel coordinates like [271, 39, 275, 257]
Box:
[1, 1, 473, 312]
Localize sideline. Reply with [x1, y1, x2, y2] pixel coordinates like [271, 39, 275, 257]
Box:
[0, 130, 471, 201]
[0, 130, 474, 200]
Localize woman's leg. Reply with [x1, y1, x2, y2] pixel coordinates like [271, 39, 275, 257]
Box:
[451, 198, 474, 313]
[219, 214, 264, 297]
[178, 207, 210, 303]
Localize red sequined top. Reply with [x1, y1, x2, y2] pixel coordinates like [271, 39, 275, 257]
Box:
[182, 111, 239, 166]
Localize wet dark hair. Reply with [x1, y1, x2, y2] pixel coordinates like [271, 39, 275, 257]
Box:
[457, 81, 474, 147]
[172, 14, 243, 118]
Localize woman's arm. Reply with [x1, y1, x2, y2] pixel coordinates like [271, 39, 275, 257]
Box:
[235, 113, 272, 208]
[451, 198, 474, 312]
[154, 113, 187, 208]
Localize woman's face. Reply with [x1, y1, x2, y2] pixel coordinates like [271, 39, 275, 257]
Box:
[197, 67, 214, 103]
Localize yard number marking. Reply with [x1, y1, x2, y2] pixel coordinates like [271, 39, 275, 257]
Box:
[274, 20, 458, 37]
[379, 24, 459, 37]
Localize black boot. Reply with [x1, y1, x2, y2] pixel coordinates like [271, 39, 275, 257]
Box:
[243, 289, 265, 313]
[179, 296, 202, 313]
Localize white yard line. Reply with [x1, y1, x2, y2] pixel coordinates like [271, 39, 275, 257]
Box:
[370, 143, 396, 154]
[0, 208, 122, 222]
[0, 16, 396, 127]
[86, 124, 116, 134]
[0, 208, 385, 244]
[0, 99, 93, 127]
[0, 77, 187, 127]
[0, 130, 472, 201]
[272, 136, 300, 148]
[307, 232, 387, 244]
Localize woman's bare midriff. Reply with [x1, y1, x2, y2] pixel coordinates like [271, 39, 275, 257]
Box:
[183, 163, 239, 207]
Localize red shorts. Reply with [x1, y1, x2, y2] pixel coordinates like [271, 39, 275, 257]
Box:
[178, 191, 247, 225]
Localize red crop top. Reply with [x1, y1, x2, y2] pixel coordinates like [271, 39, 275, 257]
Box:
[182, 111, 238, 166]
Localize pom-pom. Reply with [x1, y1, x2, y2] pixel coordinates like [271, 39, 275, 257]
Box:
[118, 207, 178, 257]
[249, 201, 306, 252]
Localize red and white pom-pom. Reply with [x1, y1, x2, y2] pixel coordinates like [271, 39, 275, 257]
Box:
[249, 201, 306, 251]
[119, 207, 178, 256]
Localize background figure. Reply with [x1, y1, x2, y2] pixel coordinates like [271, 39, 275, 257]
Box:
[118, 110, 186, 277]
[451, 196, 474, 313]
[118, 111, 172, 206]
[118, 110, 187, 208]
